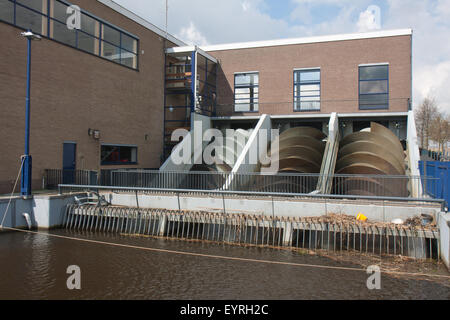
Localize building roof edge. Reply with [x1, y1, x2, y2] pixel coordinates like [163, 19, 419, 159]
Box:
[96, 0, 186, 46]
[202, 29, 412, 52]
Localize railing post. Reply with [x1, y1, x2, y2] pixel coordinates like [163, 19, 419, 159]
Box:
[222, 193, 226, 215]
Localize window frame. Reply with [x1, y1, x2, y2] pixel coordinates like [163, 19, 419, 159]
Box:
[234, 71, 259, 113]
[358, 64, 389, 110]
[293, 68, 321, 112]
[100, 144, 138, 166]
[0, 0, 139, 71]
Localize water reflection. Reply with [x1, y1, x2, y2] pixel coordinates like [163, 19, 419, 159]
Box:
[0, 230, 448, 300]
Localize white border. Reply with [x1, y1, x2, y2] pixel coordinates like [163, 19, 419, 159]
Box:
[165, 46, 218, 64]
[101, 143, 138, 147]
[202, 29, 412, 52]
[293, 67, 321, 71]
[212, 112, 409, 121]
[358, 62, 389, 67]
[234, 71, 259, 75]
[96, 0, 186, 46]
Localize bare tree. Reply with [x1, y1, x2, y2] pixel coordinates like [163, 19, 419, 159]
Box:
[415, 97, 438, 149]
[430, 112, 450, 155]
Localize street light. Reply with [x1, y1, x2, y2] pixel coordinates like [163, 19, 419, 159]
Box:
[20, 30, 41, 197]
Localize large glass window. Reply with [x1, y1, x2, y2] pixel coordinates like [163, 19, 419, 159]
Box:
[101, 145, 138, 165]
[15, 0, 47, 35]
[102, 41, 121, 64]
[102, 24, 120, 46]
[77, 31, 97, 54]
[0, 0, 138, 70]
[234, 72, 259, 112]
[80, 13, 96, 36]
[122, 33, 137, 54]
[52, 19, 76, 47]
[294, 69, 321, 111]
[0, 0, 14, 24]
[17, 0, 46, 14]
[359, 64, 389, 109]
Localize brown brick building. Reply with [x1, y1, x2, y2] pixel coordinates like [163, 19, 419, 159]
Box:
[205, 30, 412, 116]
[0, 0, 184, 193]
[0, 0, 413, 194]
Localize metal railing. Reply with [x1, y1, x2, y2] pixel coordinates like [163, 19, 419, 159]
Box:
[44, 169, 98, 190]
[45, 168, 441, 201]
[214, 98, 411, 116]
[104, 170, 438, 199]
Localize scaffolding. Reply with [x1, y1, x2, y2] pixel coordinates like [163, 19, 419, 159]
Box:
[163, 46, 218, 161]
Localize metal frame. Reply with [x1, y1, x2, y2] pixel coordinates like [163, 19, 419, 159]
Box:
[196, 52, 217, 117]
[293, 68, 321, 112]
[359, 64, 389, 110]
[234, 72, 259, 113]
[63, 204, 440, 260]
[100, 144, 138, 166]
[52, 169, 444, 208]
[163, 52, 193, 160]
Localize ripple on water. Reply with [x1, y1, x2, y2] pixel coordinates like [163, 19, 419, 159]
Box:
[0, 231, 448, 300]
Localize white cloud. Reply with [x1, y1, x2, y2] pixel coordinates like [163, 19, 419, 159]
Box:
[357, 5, 381, 32]
[176, 21, 209, 46]
[382, 0, 450, 113]
[415, 61, 450, 112]
[242, 1, 250, 12]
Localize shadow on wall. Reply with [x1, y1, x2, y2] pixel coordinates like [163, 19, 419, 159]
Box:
[215, 64, 235, 117]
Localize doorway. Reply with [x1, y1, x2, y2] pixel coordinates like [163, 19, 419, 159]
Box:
[63, 142, 77, 184]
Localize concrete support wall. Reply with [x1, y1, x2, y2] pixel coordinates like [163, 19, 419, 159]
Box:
[223, 114, 272, 189]
[439, 212, 450, 270]
[231, 114, 271, 174]
[407, 110, 423, 197]
[317, 113, 339, 194]
[160, 113, 212, 172]
[105, 192, 441, 223]
[0, 194, 77, 229]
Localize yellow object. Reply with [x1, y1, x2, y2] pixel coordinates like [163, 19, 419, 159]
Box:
[356, 213, 368, 221]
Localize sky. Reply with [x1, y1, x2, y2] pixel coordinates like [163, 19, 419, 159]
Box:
[113, 0, 450, 113]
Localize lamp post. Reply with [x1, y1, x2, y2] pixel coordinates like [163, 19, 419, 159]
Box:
[20, 30, 41, 197]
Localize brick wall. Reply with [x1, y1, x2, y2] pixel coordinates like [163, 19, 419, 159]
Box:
[209, 35, 412, 116]
[0, 0, 172, 193]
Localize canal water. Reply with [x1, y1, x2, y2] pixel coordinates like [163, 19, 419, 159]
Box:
[0, 230, 448, 300]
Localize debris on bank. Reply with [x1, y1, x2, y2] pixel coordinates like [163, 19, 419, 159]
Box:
[303, 213, 438, 231]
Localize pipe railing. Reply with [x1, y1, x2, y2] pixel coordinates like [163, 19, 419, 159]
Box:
[46, 168, 442, 204]
[44, 169, 98, 189]
[105, 170, 438, 198]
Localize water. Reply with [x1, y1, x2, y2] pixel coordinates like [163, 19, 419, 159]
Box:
[0, 230, 448, 300]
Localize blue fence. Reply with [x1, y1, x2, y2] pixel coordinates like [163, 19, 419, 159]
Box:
[419, 161, 450, 207]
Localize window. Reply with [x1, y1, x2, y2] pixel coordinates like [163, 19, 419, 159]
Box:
[0, 0, 14, 24]
[52, 18, 77, 47]
[359, 64, 389, 109]
[101, 145, 137, 165]
[294, 69, 320, 111]
[234, 72, 259, 112]
[0, 0, 138, 70]
[15, 0, 47, 35]
[101, 23, 138, 68]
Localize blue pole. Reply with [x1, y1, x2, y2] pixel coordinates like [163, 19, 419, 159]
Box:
[21, 32, 32, 197]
